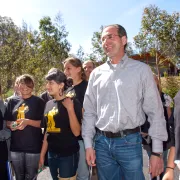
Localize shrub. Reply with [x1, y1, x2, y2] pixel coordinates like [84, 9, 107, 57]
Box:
[161, 76, 180, 98]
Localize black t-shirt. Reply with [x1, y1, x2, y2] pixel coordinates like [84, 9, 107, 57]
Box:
[40, 91, 53, 104]
[39, 91, 53, 136]
[74, 80, 88, 106]
[43, 98, 82, 156]
[4, 95, 45, 153]
[74, 80, 88, 140]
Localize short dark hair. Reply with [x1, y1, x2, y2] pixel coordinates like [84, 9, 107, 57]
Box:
[103, 24, 127, 49]
[45, 68, 66, 83]
[45, 68, 73, 90]
[18, 74, 34, 89]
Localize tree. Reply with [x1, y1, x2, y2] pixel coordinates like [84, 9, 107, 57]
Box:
[126, 42, 134, 56]
[76, 45, 85, 61]
[134, 5, 180, 80]
[26, 14, 71, 92]
[38, 15, 70, 69]
[0, 16, 31, 93]
[0, 13, 71, 96]
[90, 26, 107, 62]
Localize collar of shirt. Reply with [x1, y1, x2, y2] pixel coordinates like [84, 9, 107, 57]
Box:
[107, 54, 129, 70]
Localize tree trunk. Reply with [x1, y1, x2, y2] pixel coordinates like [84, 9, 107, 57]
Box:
[156, 51, 161, 92]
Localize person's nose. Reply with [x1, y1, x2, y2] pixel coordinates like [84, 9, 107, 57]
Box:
[46, 83, 50, 89]
[64, 69, 68, 76]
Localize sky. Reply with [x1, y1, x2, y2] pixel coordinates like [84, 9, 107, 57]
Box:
[0, 0, 179, 54]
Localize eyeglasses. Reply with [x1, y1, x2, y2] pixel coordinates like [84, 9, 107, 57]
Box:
[101, 34, 120, 43]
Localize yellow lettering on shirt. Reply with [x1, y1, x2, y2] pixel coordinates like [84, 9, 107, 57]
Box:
[46, 107, 60, 133]
[16, 103, 29, 119]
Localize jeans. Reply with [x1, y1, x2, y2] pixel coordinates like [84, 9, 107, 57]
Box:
[94, 132, 145, 180]
[10, 151, 40, 180]
[48, 151, 79, 180]
[77, 140, 89, 180]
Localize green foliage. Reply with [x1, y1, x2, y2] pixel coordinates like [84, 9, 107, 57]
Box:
[3, 89, 13, 99]
[76, 45, 85, 61]
[134, 5, 180, 78]
[0, 14, 71, 95]
[161, 76, 180, 98]
[163, 71, 168, 77]
[126, 42, 134, 56]
[90, 26, 107, 62]
[0, 16, 26, 93]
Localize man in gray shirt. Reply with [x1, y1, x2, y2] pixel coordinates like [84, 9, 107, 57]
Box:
[82, 24, 167, 180]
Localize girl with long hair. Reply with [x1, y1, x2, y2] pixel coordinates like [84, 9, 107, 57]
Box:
[63, 57, 89, 180]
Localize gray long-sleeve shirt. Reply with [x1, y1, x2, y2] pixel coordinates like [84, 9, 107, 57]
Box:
[82, 54, 167, 153]
[174, 90, 180, 162]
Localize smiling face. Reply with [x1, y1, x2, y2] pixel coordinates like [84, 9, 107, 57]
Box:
[18, 75, 34, 98]
[101, 26, 127, 58]
[18, 83, 33, 97]
[46, 80, 64, 97]
[63, 62, 81, 80]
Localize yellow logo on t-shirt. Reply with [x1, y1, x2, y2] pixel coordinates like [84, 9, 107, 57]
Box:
[46, 107, 61, 133]
[16, 103, 29, 119]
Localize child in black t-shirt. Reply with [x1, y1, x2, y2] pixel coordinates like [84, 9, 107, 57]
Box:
[63, 57, 89, 180]
[39, 68, 82, 180]
[5, 74, 45, 180]
[40, 91, 53, 104]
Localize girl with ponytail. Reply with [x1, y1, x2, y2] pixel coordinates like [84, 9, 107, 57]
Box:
[39, 68, 82, 180]
[63, 57, 87, 105]
[63, 57, 89, 180]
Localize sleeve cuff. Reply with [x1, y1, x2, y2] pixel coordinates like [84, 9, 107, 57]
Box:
[152, 139, 163, 153]
[83, 137, 93, 149]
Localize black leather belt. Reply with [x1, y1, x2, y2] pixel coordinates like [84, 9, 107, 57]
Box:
[96, 127, 140, 138]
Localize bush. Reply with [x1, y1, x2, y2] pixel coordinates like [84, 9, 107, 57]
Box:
[161, 76, 180, 98]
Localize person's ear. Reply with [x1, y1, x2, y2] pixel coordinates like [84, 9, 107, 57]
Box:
[59, 82, 64, 89]
[76, 67, 81, 73]
[59, 83, 64, 96]
[121, 36, 127, 46]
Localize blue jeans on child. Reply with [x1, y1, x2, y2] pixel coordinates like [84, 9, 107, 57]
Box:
[48, 151, 79, 180]
[10, 151, 40, 180]
[94, 132, 145, 180]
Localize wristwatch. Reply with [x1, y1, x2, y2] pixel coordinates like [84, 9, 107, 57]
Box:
[151, 152, 163, 158]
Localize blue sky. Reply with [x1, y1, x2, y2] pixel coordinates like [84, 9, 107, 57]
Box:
[0, 0, 179, 54]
